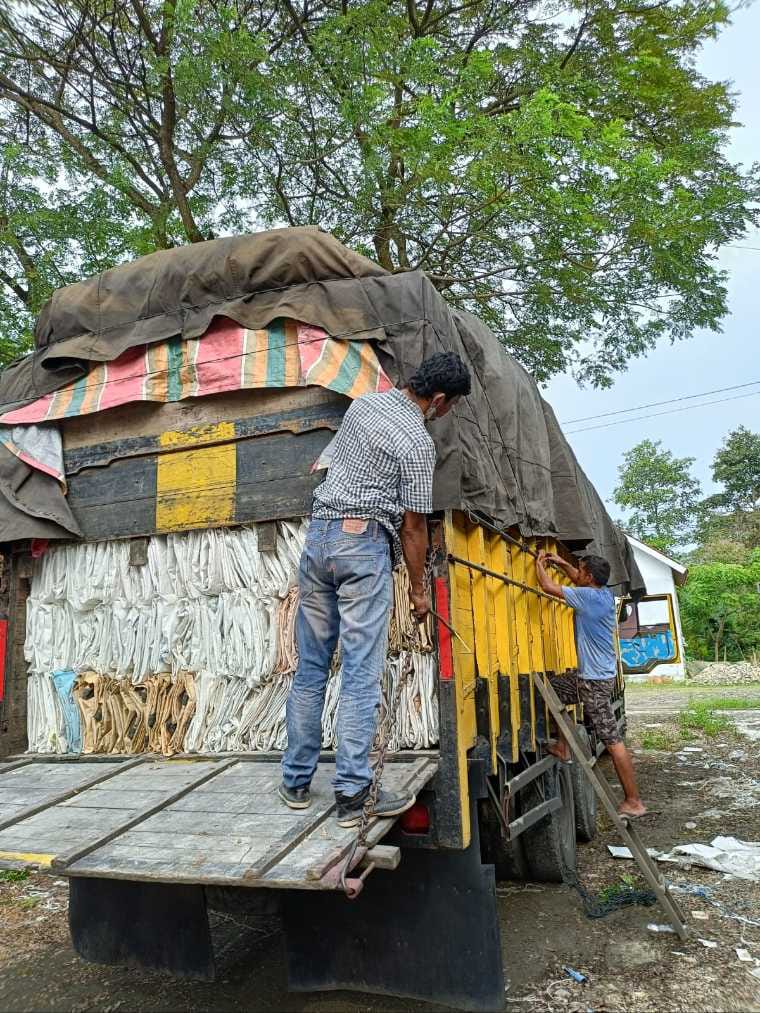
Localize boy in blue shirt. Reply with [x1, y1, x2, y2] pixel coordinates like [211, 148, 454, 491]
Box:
[536, 551, 647, 819]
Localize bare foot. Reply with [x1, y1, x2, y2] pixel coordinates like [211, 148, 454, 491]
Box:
[618, 800, 647, 819]
[547, 741, 571, 763]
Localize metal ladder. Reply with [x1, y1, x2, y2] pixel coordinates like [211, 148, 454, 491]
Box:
[533, 672, 689, 940]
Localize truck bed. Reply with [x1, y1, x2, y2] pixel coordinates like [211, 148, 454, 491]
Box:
[0, 755, 435, 889]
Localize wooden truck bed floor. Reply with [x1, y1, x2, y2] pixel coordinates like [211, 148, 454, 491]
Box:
[0, 755, 436, 889]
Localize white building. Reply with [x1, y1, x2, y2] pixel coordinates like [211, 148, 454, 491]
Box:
[617, 535, 688, 682]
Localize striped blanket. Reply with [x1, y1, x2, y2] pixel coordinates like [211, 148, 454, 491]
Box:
[0, 318, 392, 425]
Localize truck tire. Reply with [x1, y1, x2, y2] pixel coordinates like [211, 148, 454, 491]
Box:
[477, 793, 530, 881]
[522, 763, 576, 883]
[570, 725, 597, 843]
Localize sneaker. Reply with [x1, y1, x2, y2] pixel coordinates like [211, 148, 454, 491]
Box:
[278, 782, 312, 810]
[335, 786, 416, 828]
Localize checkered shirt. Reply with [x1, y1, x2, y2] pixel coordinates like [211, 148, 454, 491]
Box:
[312, 388, 436, 563]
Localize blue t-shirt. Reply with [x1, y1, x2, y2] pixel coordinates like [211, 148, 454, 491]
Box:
[562, 586, 617, 681]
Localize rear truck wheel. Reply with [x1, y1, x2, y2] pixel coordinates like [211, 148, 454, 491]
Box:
[522, 763, 576, 883]
[478, 790, 530, 881]
[570, 725, 597, 843]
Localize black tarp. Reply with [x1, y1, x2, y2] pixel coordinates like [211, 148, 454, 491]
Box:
[0, 226, 643, 592]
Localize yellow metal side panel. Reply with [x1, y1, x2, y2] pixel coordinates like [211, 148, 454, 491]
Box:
[444, 514, 479, 848]
[511, 543, 536, 750]
[156, 422, 237, 532]
[488, 534, 521, 763]
[468, 525, 499, 772]
[466, 524, 493, 677]
[509, 544, 531, 672]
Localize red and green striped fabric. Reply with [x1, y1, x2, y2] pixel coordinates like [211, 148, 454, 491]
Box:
[1, 318, 392, 425]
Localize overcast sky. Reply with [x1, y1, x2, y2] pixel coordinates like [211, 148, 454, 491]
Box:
[545, 2, 759, 514]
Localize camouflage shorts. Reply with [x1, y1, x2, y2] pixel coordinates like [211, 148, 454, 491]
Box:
[550, 672, 622, 747]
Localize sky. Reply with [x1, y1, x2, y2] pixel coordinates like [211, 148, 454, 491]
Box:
[545, 2, 760, 514]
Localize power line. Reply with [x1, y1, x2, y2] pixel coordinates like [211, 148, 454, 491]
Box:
[565, 389, 760, 435]
[561, 379, 760, 425]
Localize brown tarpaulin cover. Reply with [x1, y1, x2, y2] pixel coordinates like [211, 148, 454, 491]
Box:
[0, 226, 642, 592]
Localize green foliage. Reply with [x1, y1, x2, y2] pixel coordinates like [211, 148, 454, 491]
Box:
[694, 428, 760, 559]
[0, 868, 29, 883]
[613, 439, 701, 552]
[711, 426, 760, 514]
[678, 549, 760, 661]
[677, 701, 732, 737]
[698, 696, 760, 710]
[598, 873, 639, 902]
[0, 1, 757, 372]
[639, 727, 678, 750]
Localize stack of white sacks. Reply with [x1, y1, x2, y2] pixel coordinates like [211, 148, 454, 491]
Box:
[25, 520, 439, 754]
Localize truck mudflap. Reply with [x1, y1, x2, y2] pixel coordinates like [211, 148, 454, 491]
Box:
[281, 780, 504, 1013]
[69, 878, 214, 979]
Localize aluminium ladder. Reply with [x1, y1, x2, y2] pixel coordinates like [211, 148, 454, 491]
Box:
[533, 672, 689, 940]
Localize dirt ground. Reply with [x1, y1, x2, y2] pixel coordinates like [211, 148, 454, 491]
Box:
[0, 684, 759, 1013]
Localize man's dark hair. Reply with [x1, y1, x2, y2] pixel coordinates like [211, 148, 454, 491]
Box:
[580, 554, 611, 587]
[408, 352, 471, 400]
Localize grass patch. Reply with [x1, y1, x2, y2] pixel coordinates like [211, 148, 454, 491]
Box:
[677, 701, 733, 739]
[697, 696, 760, 711]
[640, 728, 678, 750]
[625, 681, 757, 693]
[598, 874, 639, 904]
[18, 896, 40, 910]
[0, 869, 29, 883]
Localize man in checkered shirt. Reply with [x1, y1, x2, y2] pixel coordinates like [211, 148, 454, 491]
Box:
[280, 352, 471, 827]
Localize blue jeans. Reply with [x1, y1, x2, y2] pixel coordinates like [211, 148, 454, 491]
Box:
[282, 518, 392, 797]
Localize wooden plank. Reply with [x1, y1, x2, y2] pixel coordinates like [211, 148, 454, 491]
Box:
[0, 758, 144, 832]
[156, 426, 237, 532]
[62, 385, 344, 451]
[363, 845, 400, 871]
[53, 758, 240, 871]
[0, 758, 36, 776]
[62, 758, 436, 890]
[137, 810, 303, 835]
[299, 759, 437, 879]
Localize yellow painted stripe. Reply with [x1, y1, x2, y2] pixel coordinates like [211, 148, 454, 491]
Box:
[347, 343, 374, 398]
[156, 421, 236, 532]
[283, 319, 302, 387]
[249, 329, 269, 387]
[0, 851, 53, 867]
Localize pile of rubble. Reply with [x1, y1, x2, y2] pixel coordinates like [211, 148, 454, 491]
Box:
[687, 660, 760, 685]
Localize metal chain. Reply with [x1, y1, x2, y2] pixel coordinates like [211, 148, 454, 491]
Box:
[339, 558, 432, 894]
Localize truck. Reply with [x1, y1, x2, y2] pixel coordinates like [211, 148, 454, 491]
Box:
[0, 227, 642, 1012]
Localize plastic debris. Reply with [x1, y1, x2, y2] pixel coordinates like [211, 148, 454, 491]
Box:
[669, 882, 710, 898]
[609, 837, 760, 882]
[562, 967, 588, 984]
[698, 939, 718, 948]
[685, 821, 697, 830]
[692, 911, 709, 920]
[735, 948, 755, 962]
[647, 923, 676, 933]
[608, 845, 659, 860]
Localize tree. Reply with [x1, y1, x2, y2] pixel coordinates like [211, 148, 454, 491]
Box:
[694, 426, 760, 557]
[678, 550, 760, 662]
[613, 439, 701, 553]
[0, 1, 757, 374]
[0, 0, 279, 353]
